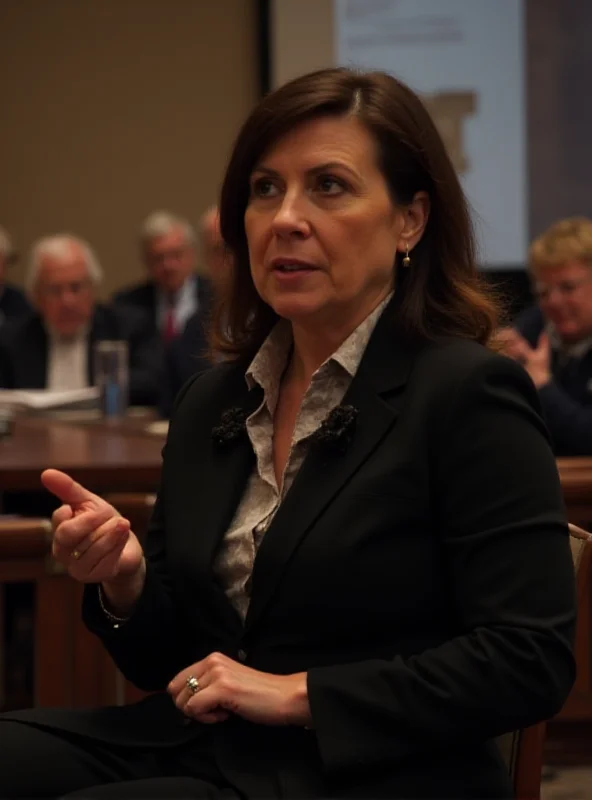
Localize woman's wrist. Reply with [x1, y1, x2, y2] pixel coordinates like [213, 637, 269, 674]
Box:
[284, 672, 313, 728]
[101, 558, 147, 618]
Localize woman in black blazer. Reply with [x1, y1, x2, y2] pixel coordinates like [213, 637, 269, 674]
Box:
[0, 69, 576, 799]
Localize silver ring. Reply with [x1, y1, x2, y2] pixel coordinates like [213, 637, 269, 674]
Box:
[186, 675, 200, 695]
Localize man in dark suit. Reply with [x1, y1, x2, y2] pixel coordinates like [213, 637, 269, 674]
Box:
[500, 217, 592, 455]
[161, 308, 211, 416]
[0, 234, 160, 406]
[113, 210, 207, 343]
[0, 225, 31, 326]
[160, 208, 229, 415]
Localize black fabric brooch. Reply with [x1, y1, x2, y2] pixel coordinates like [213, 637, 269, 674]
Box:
[211, 407, 250, 447]
[309, 404, 359, 455]
[212, 402, 359, 455]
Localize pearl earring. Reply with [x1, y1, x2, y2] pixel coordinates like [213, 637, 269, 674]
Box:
[402, 243, 412, 268]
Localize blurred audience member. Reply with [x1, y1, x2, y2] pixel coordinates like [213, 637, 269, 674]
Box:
[114, 210, 207, 342]
[200, 206, 229, 291]
[0, 226, 31, 325]
[502, 217, 592, 454]
[0, 234, 160, 406]
[160, 207, 231, 416]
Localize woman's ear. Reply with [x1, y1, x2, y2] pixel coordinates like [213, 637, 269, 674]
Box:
[397, 191, 430, 254]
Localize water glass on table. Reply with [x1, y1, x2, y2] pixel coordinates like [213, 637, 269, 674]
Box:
[94, 340, 129, 419]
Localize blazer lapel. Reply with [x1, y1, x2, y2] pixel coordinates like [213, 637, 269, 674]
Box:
[177, 372, 263, 629]
[244, 313, 420, 633]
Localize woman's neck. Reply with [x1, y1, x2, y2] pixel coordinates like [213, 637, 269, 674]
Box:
[287, 325, 346, 387]
[285, 290, 392, 386]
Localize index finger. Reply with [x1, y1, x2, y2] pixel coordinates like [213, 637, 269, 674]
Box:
[41, 469, 98, 507]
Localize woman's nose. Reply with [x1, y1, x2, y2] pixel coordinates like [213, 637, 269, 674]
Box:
[270, 193, 311, 239]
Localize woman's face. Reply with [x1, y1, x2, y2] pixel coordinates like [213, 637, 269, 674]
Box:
[244, 115, 416, 332]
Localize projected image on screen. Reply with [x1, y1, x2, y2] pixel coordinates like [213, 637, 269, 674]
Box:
[269, 0, 527, 270]
[422, 91, 476, 174]
[335, 0, 527, 269]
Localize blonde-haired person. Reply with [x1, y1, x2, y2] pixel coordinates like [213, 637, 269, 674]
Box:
[503, 217, 592, 454]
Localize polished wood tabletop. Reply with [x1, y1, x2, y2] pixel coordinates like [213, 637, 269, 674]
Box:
[557, 459, 592, 511]
[0, 414, 166, 492]
[0, 417, 591, 497]
[558, 457, 592, 474]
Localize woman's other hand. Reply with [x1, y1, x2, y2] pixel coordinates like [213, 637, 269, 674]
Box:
[168, 652, 312, 728]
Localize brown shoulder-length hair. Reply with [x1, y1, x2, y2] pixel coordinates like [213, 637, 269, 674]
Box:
[212, 68, 499, 358]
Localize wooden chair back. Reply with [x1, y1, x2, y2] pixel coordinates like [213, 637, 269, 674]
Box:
[496, 523, 592, 799]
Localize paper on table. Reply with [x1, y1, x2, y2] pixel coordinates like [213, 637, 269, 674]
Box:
[145, 420, 169, 436]
[0, 387, 100, 410]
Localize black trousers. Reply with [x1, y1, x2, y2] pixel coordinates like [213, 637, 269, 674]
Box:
[0, 720, 244, 799]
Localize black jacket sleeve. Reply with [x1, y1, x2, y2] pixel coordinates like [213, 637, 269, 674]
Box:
[82, 486, 197, 690]
[306, 355, 576, 772]
[82, 379, 199, 690]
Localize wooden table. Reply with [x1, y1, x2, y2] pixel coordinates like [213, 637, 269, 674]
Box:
[557, 458, 592, 526]
[0, 415, 165, 493]
[0, 414, 166, 710]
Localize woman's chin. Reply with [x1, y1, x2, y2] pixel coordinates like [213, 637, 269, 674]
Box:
[270, 296, 325, 322]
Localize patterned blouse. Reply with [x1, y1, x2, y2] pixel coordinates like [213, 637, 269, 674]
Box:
[212, 295, 391, 621]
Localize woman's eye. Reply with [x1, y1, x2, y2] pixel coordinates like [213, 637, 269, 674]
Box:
[316, 175, 345, 195]
[251, 178, 279, 198]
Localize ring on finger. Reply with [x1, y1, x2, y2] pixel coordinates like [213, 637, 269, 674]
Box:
[71, 549, 82, 560]
[186, 675, 200, 695]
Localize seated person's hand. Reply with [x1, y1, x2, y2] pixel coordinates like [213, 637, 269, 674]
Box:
[41, 469, 145, 586]
[495, 327, 552, 388]
[494, 326, 531, 364]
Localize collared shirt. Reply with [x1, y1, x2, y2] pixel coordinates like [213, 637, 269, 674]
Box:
[212, 295, 391, 621]
[156, 277, 198, 335]
[46, 330, 89, 391]
[546, 320, 592, 360]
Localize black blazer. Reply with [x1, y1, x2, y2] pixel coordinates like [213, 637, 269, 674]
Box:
[514, 304, 592, 455]
[0, 283, 31, 326]
[7, 307, 576, 798]
[0, 305, 162, 406]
